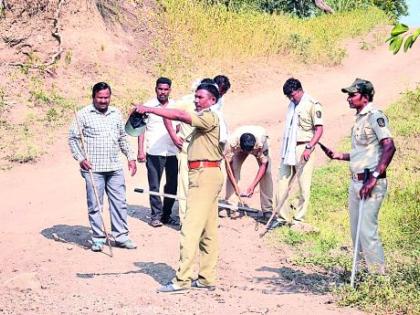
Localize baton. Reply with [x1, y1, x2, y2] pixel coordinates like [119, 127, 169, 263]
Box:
[260, 158, 308, 237]
[134, 188, 260, 214]
[350, 168, 370, 288]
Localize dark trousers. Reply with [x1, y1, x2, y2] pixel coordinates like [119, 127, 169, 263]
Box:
[146, 154, 178, 221]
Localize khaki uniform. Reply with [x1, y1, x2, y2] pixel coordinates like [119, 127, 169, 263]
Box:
[224, 126, 273, 212]
[174, 109, 223, 288]
[275, 93, 323, 222]
[169, 95, 196, 223]
[348, 103, 391, 272]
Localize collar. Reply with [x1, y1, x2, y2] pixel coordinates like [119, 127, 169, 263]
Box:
[357, 102, 373, 117]
[150, 98, 172, 108]
[89, 104, 115, 115]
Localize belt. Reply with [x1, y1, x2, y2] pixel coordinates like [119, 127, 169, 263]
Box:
[296, 141, 309, 145]
[352, 171, 386, 181]
[188, 160, 221, 170]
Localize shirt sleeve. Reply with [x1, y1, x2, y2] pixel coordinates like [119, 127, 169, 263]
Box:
[370, 111, 392, 141]
[310, 102, 324, 126]
[190, 111, 218, 131]
[68, 116, 85, 162]
[117, 110, 136, 161]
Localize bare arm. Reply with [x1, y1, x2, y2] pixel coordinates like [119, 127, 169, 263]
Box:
[302, 125, 323, 161]
[164, 118, 183, 150]
[243, 160, 268, 197]
[137, 133, 146, 163]
[319, 142, 350, 161]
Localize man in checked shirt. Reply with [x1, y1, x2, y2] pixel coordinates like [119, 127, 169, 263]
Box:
[69, 82, 137, 252]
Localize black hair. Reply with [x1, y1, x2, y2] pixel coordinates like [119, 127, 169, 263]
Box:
[200, 78, 215, 85]
[196, 83, 220, 102]
[156, 77, 172, 87]
[240, 133, 256, 152]
[283, 78, 302, 96]
[92, 82, 111, 98]
[214, 75, 231, 93]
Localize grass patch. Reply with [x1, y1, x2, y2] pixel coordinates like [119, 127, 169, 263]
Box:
[273, 87, 420, 314]
[154, 0, 388, 81]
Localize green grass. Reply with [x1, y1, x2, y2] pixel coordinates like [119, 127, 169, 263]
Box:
[153, 0, 389, 82]
[272, 87, 420, 314]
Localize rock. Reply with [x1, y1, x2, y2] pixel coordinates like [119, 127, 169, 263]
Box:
[3, 272, 42, 291]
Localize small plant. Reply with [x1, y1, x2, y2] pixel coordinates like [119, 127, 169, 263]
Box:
[64, 50, 72, 65]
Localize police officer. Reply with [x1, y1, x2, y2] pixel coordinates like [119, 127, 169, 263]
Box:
[223, 125, 273, 217]
[135, 83, 224, 292]
[321, 78, 396, 274]
[271, 78, 323, 229]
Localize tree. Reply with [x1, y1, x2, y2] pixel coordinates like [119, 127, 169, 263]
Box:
[387, 24, 420, 54]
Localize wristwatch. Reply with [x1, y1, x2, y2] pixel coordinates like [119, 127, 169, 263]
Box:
[305, 144, 313, 150]
[372, 171, 380, 179]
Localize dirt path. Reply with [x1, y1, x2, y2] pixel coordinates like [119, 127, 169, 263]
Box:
[0, 42, 419, 315]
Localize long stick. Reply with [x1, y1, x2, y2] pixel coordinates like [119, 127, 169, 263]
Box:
[223, 156, 247, 216]
[260, 159, 307, 237]
[350, 168, 370, 288]
[73, 108, 113, 257]
[134, 188, 260, 214]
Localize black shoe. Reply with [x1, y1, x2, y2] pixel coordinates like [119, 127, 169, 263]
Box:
[268, 218, 286, 230]
[191, 279, 216, 291]
[161, 217, 179, 226]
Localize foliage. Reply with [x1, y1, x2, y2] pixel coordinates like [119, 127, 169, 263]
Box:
[387, 23, 420, 54]
[272, 87, 420, 314]
[155, 0, 388, 82]
[199, 0, 408, 18]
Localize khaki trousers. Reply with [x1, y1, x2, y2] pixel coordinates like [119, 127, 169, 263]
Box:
[349, 178, 386, 272]
[275, 144, 315, 222]
[177, 144, 189, 224]
[174, 167, 223, 287]
[225, 153, 273, 212]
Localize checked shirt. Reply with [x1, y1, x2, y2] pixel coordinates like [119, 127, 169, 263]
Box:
[68, 104, 135, 172]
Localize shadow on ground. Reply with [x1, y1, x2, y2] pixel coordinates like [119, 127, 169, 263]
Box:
[75, 261, 175, 285]
[41, 224, 91, 249]
[254, 266, 340, 295]
[128, 203, 180, 231]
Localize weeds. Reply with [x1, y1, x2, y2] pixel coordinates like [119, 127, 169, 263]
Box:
[153, 0, 388, 81]
[274, 87, 420, 314]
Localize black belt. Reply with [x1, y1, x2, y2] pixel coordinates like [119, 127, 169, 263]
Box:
[352, 171, 386, 181]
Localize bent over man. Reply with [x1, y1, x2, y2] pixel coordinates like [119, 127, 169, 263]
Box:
[223, 125, 273, 217]
[321, 78, 395, 274]
[271, 78, 323, 229]
[135, 83, 224, 292]
[68, 82, 137, 252]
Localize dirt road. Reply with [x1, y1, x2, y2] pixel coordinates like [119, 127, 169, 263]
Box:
[0, 42, 419, 314]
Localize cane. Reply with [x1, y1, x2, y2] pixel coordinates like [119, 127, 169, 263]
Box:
[73, 108, 113, 257]
[260, 158, 308, 237]
[350, 168, 370, 288]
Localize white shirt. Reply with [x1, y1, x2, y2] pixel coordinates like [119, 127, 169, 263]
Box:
[144, 98, 178, 156]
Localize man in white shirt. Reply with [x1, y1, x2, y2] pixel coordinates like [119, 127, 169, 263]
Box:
[138, 77, 179, 227]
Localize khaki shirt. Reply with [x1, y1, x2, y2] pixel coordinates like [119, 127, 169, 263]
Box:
[350, 103, 392, 173]
[296, 93, 323, 142]
[188, 109, 223, 161]
[169, 94, 196, 142]
[225, 125, 269, 164]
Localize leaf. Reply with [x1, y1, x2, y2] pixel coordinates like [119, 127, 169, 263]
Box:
[403, 35, 413, 52]
[391, 36, 403, 54]
[391, 23, 409, 36]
